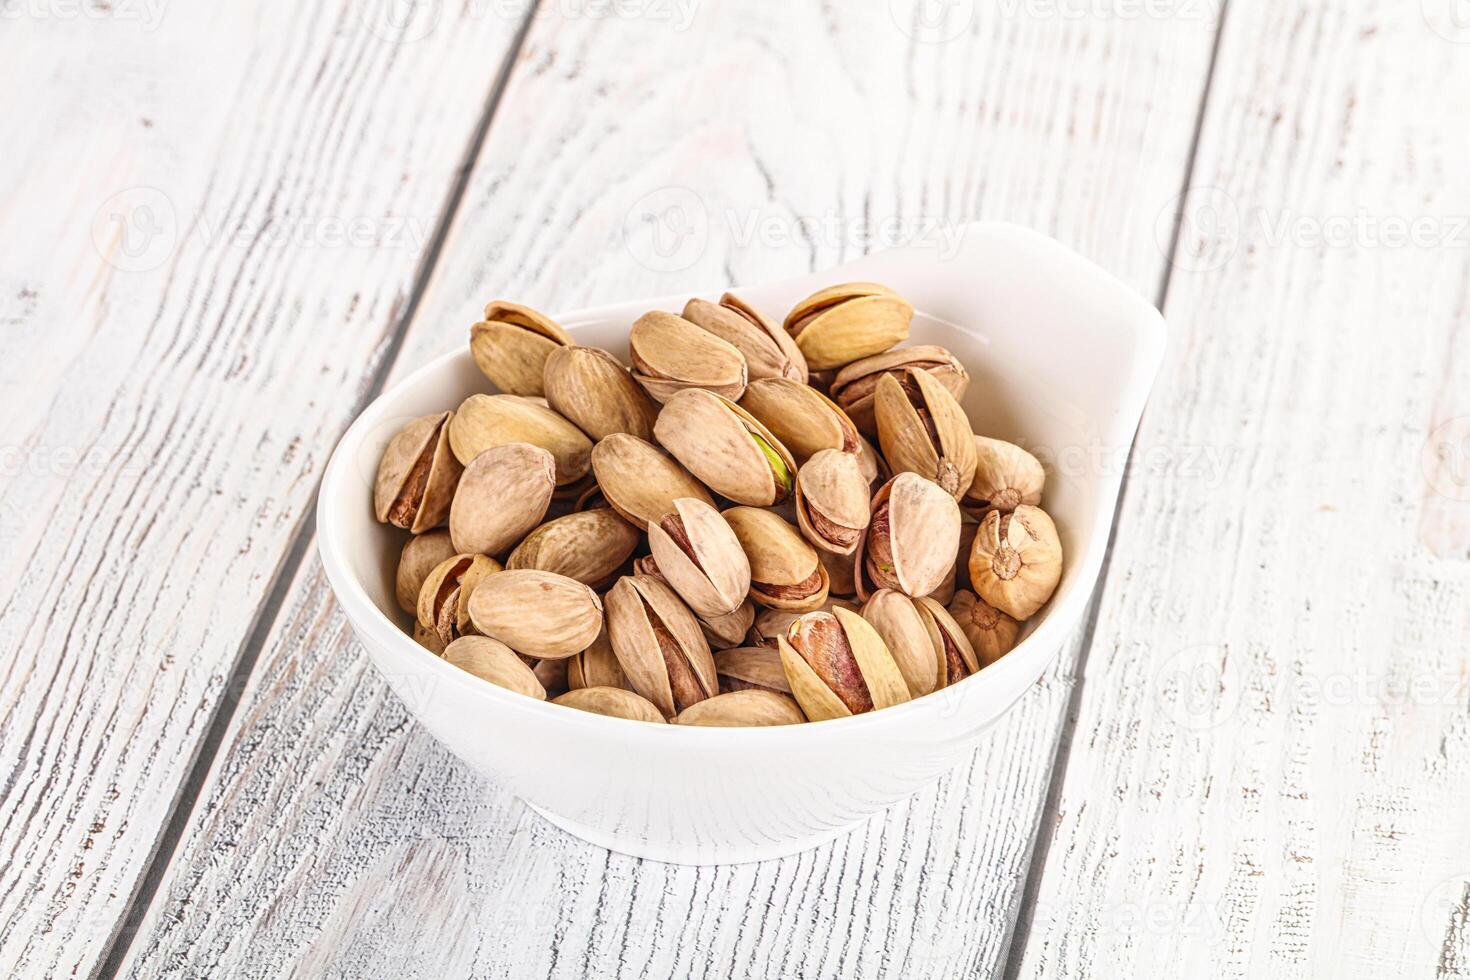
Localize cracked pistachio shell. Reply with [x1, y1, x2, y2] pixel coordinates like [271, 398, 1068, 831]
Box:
[738, 377, 862, 466]
[647, 497, 751, 619]
[469, 301, 573, 397]
[855, 473, 962, 601]
[448, 393, 592, 486]
[714, 646, 792, 696]
[968, 505, 1063, 620]
[948, 589, 1021, 667]
[506, 508, 640, 589]
[965, 437, 1045, 516]
[795, 449, 873, 555]
[467, 569, 604, 660]
[783, 282, 913, 371]
[777, 607, 910, 720]
[566, 628, 627, 691]
[860, 589, 944, 699]
[417, 554, 503, 645]
[374, 412, 464, 532]
[443, 636, 546, 700]
[831, 346, 970, 436]
[747, 599, 860, 649]
[589, 433, 714, 530]
[543, 345, 658, 442]
[449, 442, 556, 556]
[874, 369, 977, 500]
[554, 686, 666, 723]
[674, 689, 806, 727]
[722, 506, 829, 611]
[653, 389, 797, 507]
[629, 311, 748, 403]
[605, 575, 718, 719]
[915, 595, 980, 687]
[683, 294, 807, 384]
[396, 529, 457, 615]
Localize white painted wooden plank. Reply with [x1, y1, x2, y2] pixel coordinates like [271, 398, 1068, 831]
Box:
[0, 3, 529, 976]
[119, 2, 1221, 976]
[1011, 1, 1470, 979]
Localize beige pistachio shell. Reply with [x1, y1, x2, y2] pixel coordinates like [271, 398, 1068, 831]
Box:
[466, 569, 604, 660]
[412, 621, 447, 656]
[747, 600, 859, 649]
[673, 690, 806, 727]
[396, 529, 457, 615]
[831, 345, 970, 436]
[965, 437, 1045, 515]
[374, 412, 463, 532]
[714, 646, 793, 695]
[783, 282, 913, 371]
[449, 442, 556, 556]
[855, 432, 885, 486]
[543, 345, 659, 442]
[794, 449, 872, 555]
[629, 310, 748, 403]
[855, 473, 962, 600]
[647, 497, 751, 619]
[777, 607, 910, 720]
[448, 393, 592, 486]
[507, 508, 640, 589]
[739, 378, 861, 465]
[861, 589, 944, 699]
[699, 600, 756, 650]
[553, 687, 666, 723]
[653, 389, 797, 507]
[947, 590, 1022, 667]
[604, 575, 718, 719]
[874, 369, 977, 499]
[566, 629, 627, 691]
[968, 505, 1063, 620]
[682, 294, 807, 384]
[469, 301, 572, 397]
[915, 596, 980, 686]
[417, 553, 503, 645]
[722, 506, 829, 611]
[589, 433, 714, 530]
[443, 636, 546, 699]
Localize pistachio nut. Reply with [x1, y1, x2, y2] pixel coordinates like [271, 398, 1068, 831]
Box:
[683, 293, 807, 384]
[673, 689, 805, 727]
[417, 553, 503, 645]
[628, 311, 748, 403]
[794, 449, 872, 555]
[965, 436, 1045, 516]
[647, 497, 751, 619]
[713, 646, 792, 696]
[443, 636, 547, 699]
[374, 412, 463, 532]
[553, 686, 666, 723]
[396, 529, 456, 615]
[589, 433, 715, 530]
[566, 628, 627, 690]
[777, 607, 910, 720]
[469, 301, 573, 397]
[855, 473, 961, 600]
[653, 389, 797, 506]
[782, 282, 913, 371]
[831, 345, 969, 436]
[738, 377, 861, 465]
[543, 345, 659, 442]
[467, 569, 604, 660]
[506, 508, 640, 589]
[860, 589, 945, 698]
[916, 595, 980, 686]
[448, 393, 592, 486]
[722, 506, 829, 611]
[699, 600, 755, 650]
[605, 575, 718, 718]
[968, 504, 1063, 619]
[529, 656, 570, 699]
[747, 599, 859, 649]
[874, 369, 976, 499]
[947, 589, 1021, 667]
[412, 621, 447, 656]
[449, 442, 556, 556]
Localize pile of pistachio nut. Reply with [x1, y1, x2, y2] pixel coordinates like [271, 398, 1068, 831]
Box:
[375, 283, 1063, 727]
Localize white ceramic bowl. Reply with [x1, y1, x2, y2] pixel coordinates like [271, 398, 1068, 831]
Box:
[318, 222, 1166, 865]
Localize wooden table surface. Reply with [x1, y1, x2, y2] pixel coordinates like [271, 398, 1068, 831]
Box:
[4, 0, 1469, 977]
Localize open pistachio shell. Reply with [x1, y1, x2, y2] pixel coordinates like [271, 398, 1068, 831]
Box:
[738, 378, 861, 465]
[713, 646, 793, 695]
[396, 529, 457, 615]
[915, 596, 980, 686]
[947, 589, 1022, 667]
[674, 690, 806, 727]
[507, 508, 640, 589]
[722, 506, 829, 611]
[855, 473, 962, 601]
[831, 345, 970, 436]
[647, 497, 751, 619]
[448, 393, 592, 486]
[629, 310, 748, 403]
[417, 553, 503, 646]
[747, 599, 859, 649]
[874, 369, 977, 500]
[554, 686, 666, 723]
[653, 389, 797, 506]
[566, 628, 627, 691]
[965, 436, 1046, 516]
[466, 569, 604, 660]
[374, 412, 464, 532]
[861, 589, 944, 699]
[449, 442, 556, 557]
[604, 575, 718, 719]
[968, 505, 1063, 620]
[469, 301, 573, 397]
[543, 345, 659, 442]
[777, 607, 910, 720]
[589, 433, 714, 530]
[683, 294, 807, 384]
[782, 282, 912, 371]
[443, 636, 546, 699]
[794, 449, 872, 555]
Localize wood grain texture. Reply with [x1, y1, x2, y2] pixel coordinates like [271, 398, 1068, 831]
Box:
[1011, 1, 1470, 978]
[118, 2, 1219, 977]
[0, 4, 528, 976]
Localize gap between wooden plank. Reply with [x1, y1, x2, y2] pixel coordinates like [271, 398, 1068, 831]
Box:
[88, 5, 545, 976]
